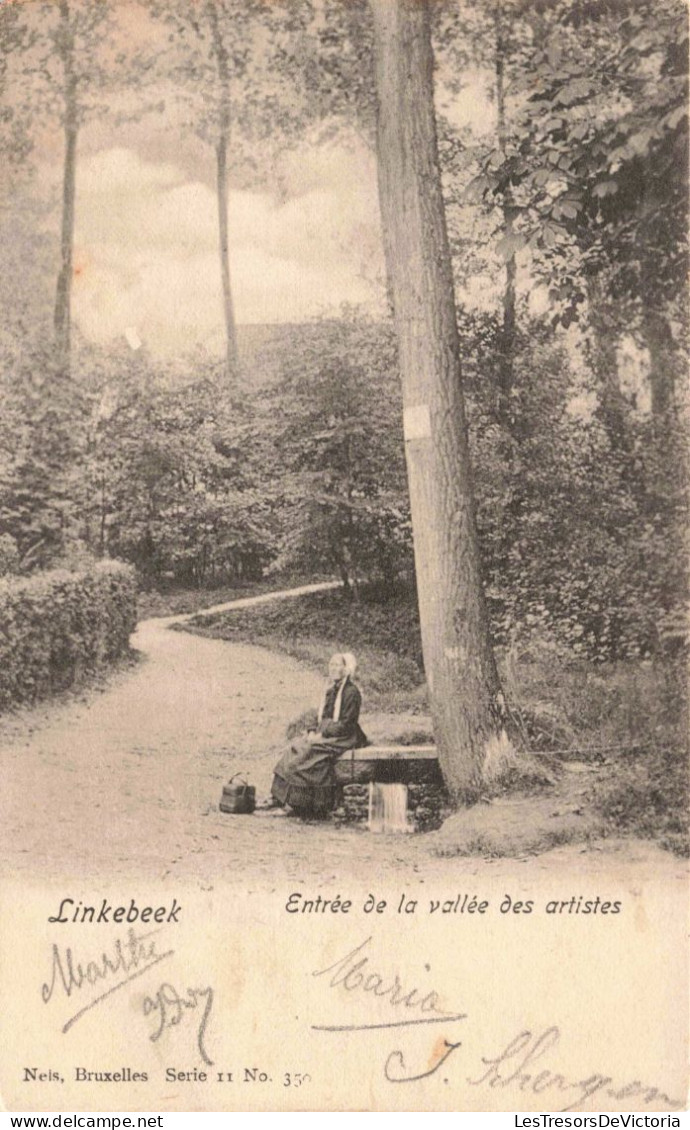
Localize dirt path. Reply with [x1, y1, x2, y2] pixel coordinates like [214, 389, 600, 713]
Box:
[0, 589, 685, 890]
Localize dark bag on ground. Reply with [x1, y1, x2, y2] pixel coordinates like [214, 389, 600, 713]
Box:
[219, 774, 256, 815]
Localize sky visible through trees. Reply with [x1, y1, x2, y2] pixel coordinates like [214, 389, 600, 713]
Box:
[2, 0, 545, 359]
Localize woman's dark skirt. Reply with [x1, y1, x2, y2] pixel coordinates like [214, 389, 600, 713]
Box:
[271, 736, 343, 817]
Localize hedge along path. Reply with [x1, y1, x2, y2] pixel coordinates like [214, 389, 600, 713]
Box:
[0, 581, 683, 888]
[0, 561, 137, 710]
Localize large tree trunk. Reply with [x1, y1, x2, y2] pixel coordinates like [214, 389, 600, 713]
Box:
[54, 0, 78, 376]
[494, 3, 516, 429]
[370, 0, 506, 802]
[207, 0, 239, 383]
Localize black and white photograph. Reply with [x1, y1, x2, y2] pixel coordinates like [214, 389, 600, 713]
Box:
[0, 0, 687, 1115]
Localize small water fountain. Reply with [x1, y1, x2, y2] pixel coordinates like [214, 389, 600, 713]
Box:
[367, 782, 412, 834]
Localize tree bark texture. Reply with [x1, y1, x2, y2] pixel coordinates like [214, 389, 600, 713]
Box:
[215, 132, 240, 381]
[370, 0, 504, 801]
[641, 303, 686, 500]
[495, 5, 516, 429]
[642, 306, 677, 420]
[586, 276, 630, 451]
[207, 0, 240, 383]
[54, 0, 78, 376]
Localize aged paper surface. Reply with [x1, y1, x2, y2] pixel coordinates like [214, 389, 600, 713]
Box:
[0, 864, 687, 1112]
[1, 0, 688, 1115]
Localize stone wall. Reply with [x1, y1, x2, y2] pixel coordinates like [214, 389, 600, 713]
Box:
[333, 755, 448, 831]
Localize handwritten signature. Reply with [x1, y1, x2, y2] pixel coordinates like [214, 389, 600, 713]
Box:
[143, 982, 214, 1067]
[465, 1027, 683, 1111]
[383, 1027, 683, 1109]
[41, 928, 174, 1034]
[311, 938, 683, 1110]
[312, 935, 465, 1030]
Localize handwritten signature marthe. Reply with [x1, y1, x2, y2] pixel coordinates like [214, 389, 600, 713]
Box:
[41, 928, 174, 1033]
[41, 930, 215, 1066]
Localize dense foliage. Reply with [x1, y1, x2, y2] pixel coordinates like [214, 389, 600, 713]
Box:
[254, 317, 412, 589]
[0, 1, 687, 664]
[467, 320, 687, 660]
[0, 302, 685, 663]
[0, 561, 136, 709]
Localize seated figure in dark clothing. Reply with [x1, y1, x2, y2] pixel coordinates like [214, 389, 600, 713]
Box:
[263, 652, 368, 818]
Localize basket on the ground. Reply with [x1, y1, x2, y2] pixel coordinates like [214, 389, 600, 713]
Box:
[219, 774, 256, 815]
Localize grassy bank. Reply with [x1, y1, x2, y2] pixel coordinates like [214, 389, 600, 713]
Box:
[137, 572, 330, 621]
[178, 581, 426, 712]
[176, 581, 688, 854]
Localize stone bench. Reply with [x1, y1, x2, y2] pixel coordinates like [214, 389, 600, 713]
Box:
[351, 744, 438, 760]
[335, 743, 442, 786]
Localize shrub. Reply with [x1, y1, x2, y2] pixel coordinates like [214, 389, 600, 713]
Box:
[0, 534, 19, 577]
[0, 560, 137, 710]
[593, 746, 689, 856]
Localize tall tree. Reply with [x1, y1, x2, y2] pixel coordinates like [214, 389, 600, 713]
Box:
[204, 0, 239, 381]
[434, 0, 536, 428]
[493, 2, 517, 427]
[3, 1, 142, 373]
[370, 0, 507, 801]
[0, 1, 35, 183]
[43, 0, 113, 374]
[52, 0, 78, 374]
[149, 0, 305, 384]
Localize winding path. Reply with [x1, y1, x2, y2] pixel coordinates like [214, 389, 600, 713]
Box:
[0, 583, 683, 889]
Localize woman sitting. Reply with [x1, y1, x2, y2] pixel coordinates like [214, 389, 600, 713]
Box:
[263, 652, 368, 818]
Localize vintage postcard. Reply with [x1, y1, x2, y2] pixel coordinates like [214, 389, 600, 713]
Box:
[0, 0, 688, 1115]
